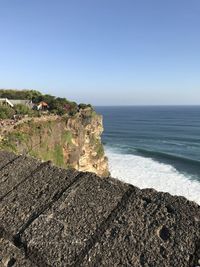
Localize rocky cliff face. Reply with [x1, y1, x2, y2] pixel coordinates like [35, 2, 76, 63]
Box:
[0, 108, 109, 177]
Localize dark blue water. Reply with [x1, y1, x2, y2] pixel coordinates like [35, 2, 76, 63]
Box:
[96, 106, 200, 181]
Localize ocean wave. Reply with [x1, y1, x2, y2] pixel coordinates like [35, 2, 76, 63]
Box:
[135, 148, 200, 166]
[105, 147, 200, 204]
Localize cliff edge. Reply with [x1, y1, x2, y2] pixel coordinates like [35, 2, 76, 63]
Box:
[0, 108, 109, 177]
[0, 151, 199, 267]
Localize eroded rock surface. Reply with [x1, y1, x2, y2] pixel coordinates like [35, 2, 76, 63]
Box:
[0, 151, 199, 267]
[0, 109, 109, 177]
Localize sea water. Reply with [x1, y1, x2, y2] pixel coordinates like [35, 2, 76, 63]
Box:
[96, 106, 200, 204]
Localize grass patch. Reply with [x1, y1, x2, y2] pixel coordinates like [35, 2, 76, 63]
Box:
[0, 131, 29, 152]
[96, 143, 104, 158]
[62, 131, 73, 144]
[90, 134, 105, 158]
[29, 143, 64, 167]
[54, 144, 64, 166]
[91, 111, 97, 118]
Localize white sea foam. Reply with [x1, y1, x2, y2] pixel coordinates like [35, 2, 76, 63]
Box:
[105, 147, 200, 204]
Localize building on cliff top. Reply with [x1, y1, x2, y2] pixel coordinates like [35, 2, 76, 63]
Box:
[34, 101, 49, 111]
[0, 98, 33, 108]
[0, 98, 14, 107]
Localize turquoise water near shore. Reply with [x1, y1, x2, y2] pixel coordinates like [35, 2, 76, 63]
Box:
[96, 106, 200, 204]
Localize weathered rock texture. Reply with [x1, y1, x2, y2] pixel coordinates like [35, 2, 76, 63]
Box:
[0, 108, 109, 177]
[0, 151, 200, 267]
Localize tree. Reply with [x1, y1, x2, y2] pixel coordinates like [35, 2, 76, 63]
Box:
[0, 89, 42, 100]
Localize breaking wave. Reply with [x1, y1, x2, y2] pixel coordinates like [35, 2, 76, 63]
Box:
[106, 147, 200, 205]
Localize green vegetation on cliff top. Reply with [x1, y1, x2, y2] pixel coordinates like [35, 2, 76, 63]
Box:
[0, 89, 94, 118]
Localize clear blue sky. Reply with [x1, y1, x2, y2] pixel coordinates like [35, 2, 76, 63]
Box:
[0, 0, 199, 105]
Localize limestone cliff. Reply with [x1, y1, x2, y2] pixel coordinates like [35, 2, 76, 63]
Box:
[0, 108, 109, 177]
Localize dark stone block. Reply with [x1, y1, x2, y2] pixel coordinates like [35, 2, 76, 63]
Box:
[0, 151, 17, 170]
[21, 175, 129, 266]
[0, 160, 79, 236]
[80, 190, 200, 267]
[0, 155, 41, 200]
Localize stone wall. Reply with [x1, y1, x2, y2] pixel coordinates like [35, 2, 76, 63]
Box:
[0, 151, 199, 266]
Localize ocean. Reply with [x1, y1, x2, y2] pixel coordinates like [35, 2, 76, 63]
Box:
[95, 106, 200, 204]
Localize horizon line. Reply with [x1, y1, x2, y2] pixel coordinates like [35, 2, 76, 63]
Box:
[95, 104, 200, 107]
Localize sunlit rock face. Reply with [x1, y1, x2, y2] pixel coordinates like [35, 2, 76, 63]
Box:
[0, 108, 109, 177]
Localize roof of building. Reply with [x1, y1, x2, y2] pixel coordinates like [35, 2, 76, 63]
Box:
[0, 98, 14, 107]
[0, 98, 33, 108]
[9, 99, 32, 106]
[0, 151, 199, 266]
[38, 101, 48, 106]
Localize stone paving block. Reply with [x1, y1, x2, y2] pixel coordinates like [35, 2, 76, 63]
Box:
[0, 238, 34, 267]
[0, 161, 79, 236]
[21, 176, 129, 266]
[0, 151, 17, 170]
[81, 189, 200, 267]
[0, 155, 41, 200]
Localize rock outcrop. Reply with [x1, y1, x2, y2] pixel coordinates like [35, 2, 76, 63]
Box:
[0, 151, 199, 267]
[0, 108, 109, 177]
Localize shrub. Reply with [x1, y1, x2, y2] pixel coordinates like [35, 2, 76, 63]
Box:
[14, 104, 32, 115]
[0, 106, 15, 119]
[78, 103, 88, 109]
[78, 103, 94, 110]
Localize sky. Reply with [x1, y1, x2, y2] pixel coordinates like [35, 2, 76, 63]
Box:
[0, 0, 200, 105]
